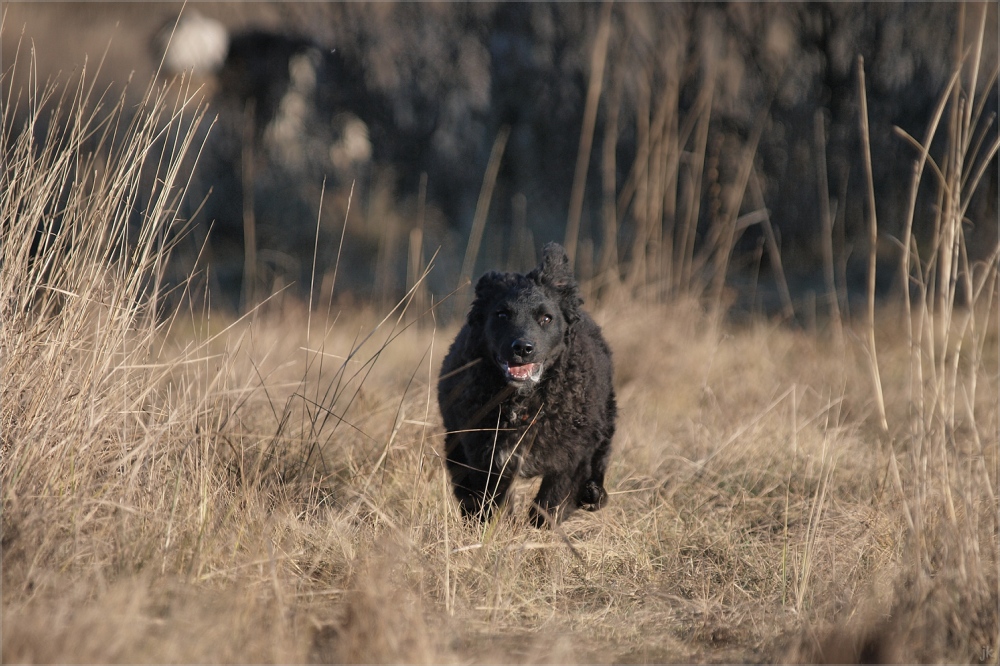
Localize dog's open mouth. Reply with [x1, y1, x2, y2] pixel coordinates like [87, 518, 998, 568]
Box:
[498, 358, 543, 383]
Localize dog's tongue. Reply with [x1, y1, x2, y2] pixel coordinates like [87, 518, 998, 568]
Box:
[507, 363, 536, 380]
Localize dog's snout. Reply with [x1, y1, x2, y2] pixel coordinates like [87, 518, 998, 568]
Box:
[512, 339, 534, 358]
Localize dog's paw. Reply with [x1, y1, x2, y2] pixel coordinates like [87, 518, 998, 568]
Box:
[578, 480, 608, 511]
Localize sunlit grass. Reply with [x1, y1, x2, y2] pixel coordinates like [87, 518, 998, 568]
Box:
[2, 23, 996, 666]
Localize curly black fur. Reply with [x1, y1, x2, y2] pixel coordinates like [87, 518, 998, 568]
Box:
[438, 243, 616, 527]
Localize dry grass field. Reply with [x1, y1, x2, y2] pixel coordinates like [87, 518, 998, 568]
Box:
[2, 25, 998, 666]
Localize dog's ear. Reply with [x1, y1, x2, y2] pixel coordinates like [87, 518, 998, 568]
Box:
[467, 271, 507, 329]
[530, 243, 581, 323]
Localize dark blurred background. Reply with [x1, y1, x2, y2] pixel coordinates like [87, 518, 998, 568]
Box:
[3, 2, 997, 319]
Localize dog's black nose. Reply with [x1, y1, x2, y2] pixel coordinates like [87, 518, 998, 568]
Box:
[512, 339, 534, 358]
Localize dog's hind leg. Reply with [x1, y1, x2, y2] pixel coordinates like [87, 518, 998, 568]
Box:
[579, 394, 616, 511]
[578, 436, 611, 511]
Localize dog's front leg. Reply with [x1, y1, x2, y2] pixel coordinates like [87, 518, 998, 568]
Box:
[529, 457, 589, 527]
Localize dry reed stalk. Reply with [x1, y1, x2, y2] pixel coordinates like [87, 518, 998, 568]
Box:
[240, 101, 257, 313]
[565, 0, 614, 269]
[657, 58, 681, 298]
[625, 74, 651, 294]
[324, 180, 354, 321]
[642, 90, 667, 290]
[706, 106, 768, 320]
[620, 55, 689, 300]
[507, 192, 534, 273]
[813, 109, 844, 347]
[307, 176, 327, 342]
[598, 60, 623, 280]
[781, 385, 798, 609]
[374, 191, 401, 311]
[856, 56, 889, 433]
[406, 172, 429, 321]
[795, 435, 837, 614]
[674, 82, 713, 293]
[747, 171, 795, 321]
[459, 125, 510, 290]
[643, 73, 677, 295]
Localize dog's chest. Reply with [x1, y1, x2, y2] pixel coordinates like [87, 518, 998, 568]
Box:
[497, 398, 574, 477]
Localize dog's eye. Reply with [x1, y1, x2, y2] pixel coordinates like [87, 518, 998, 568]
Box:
[496, 310, 509, 321]
[539, 314, 552, 326]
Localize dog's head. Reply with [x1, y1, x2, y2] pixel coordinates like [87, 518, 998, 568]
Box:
[469, 243, 582, 390]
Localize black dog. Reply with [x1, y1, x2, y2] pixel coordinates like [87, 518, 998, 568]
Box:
[438, 243, 616, 527]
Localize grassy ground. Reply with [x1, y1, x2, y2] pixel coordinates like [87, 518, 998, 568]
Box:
[2, 292, 997, 663]
[2, 33, 997, 666]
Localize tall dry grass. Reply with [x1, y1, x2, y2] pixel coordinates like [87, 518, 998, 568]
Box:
[1, 38, 212, 575]
[573, 17, 797, 328]
[2, 22, 997, 666]
[787, 7, 999, 660]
